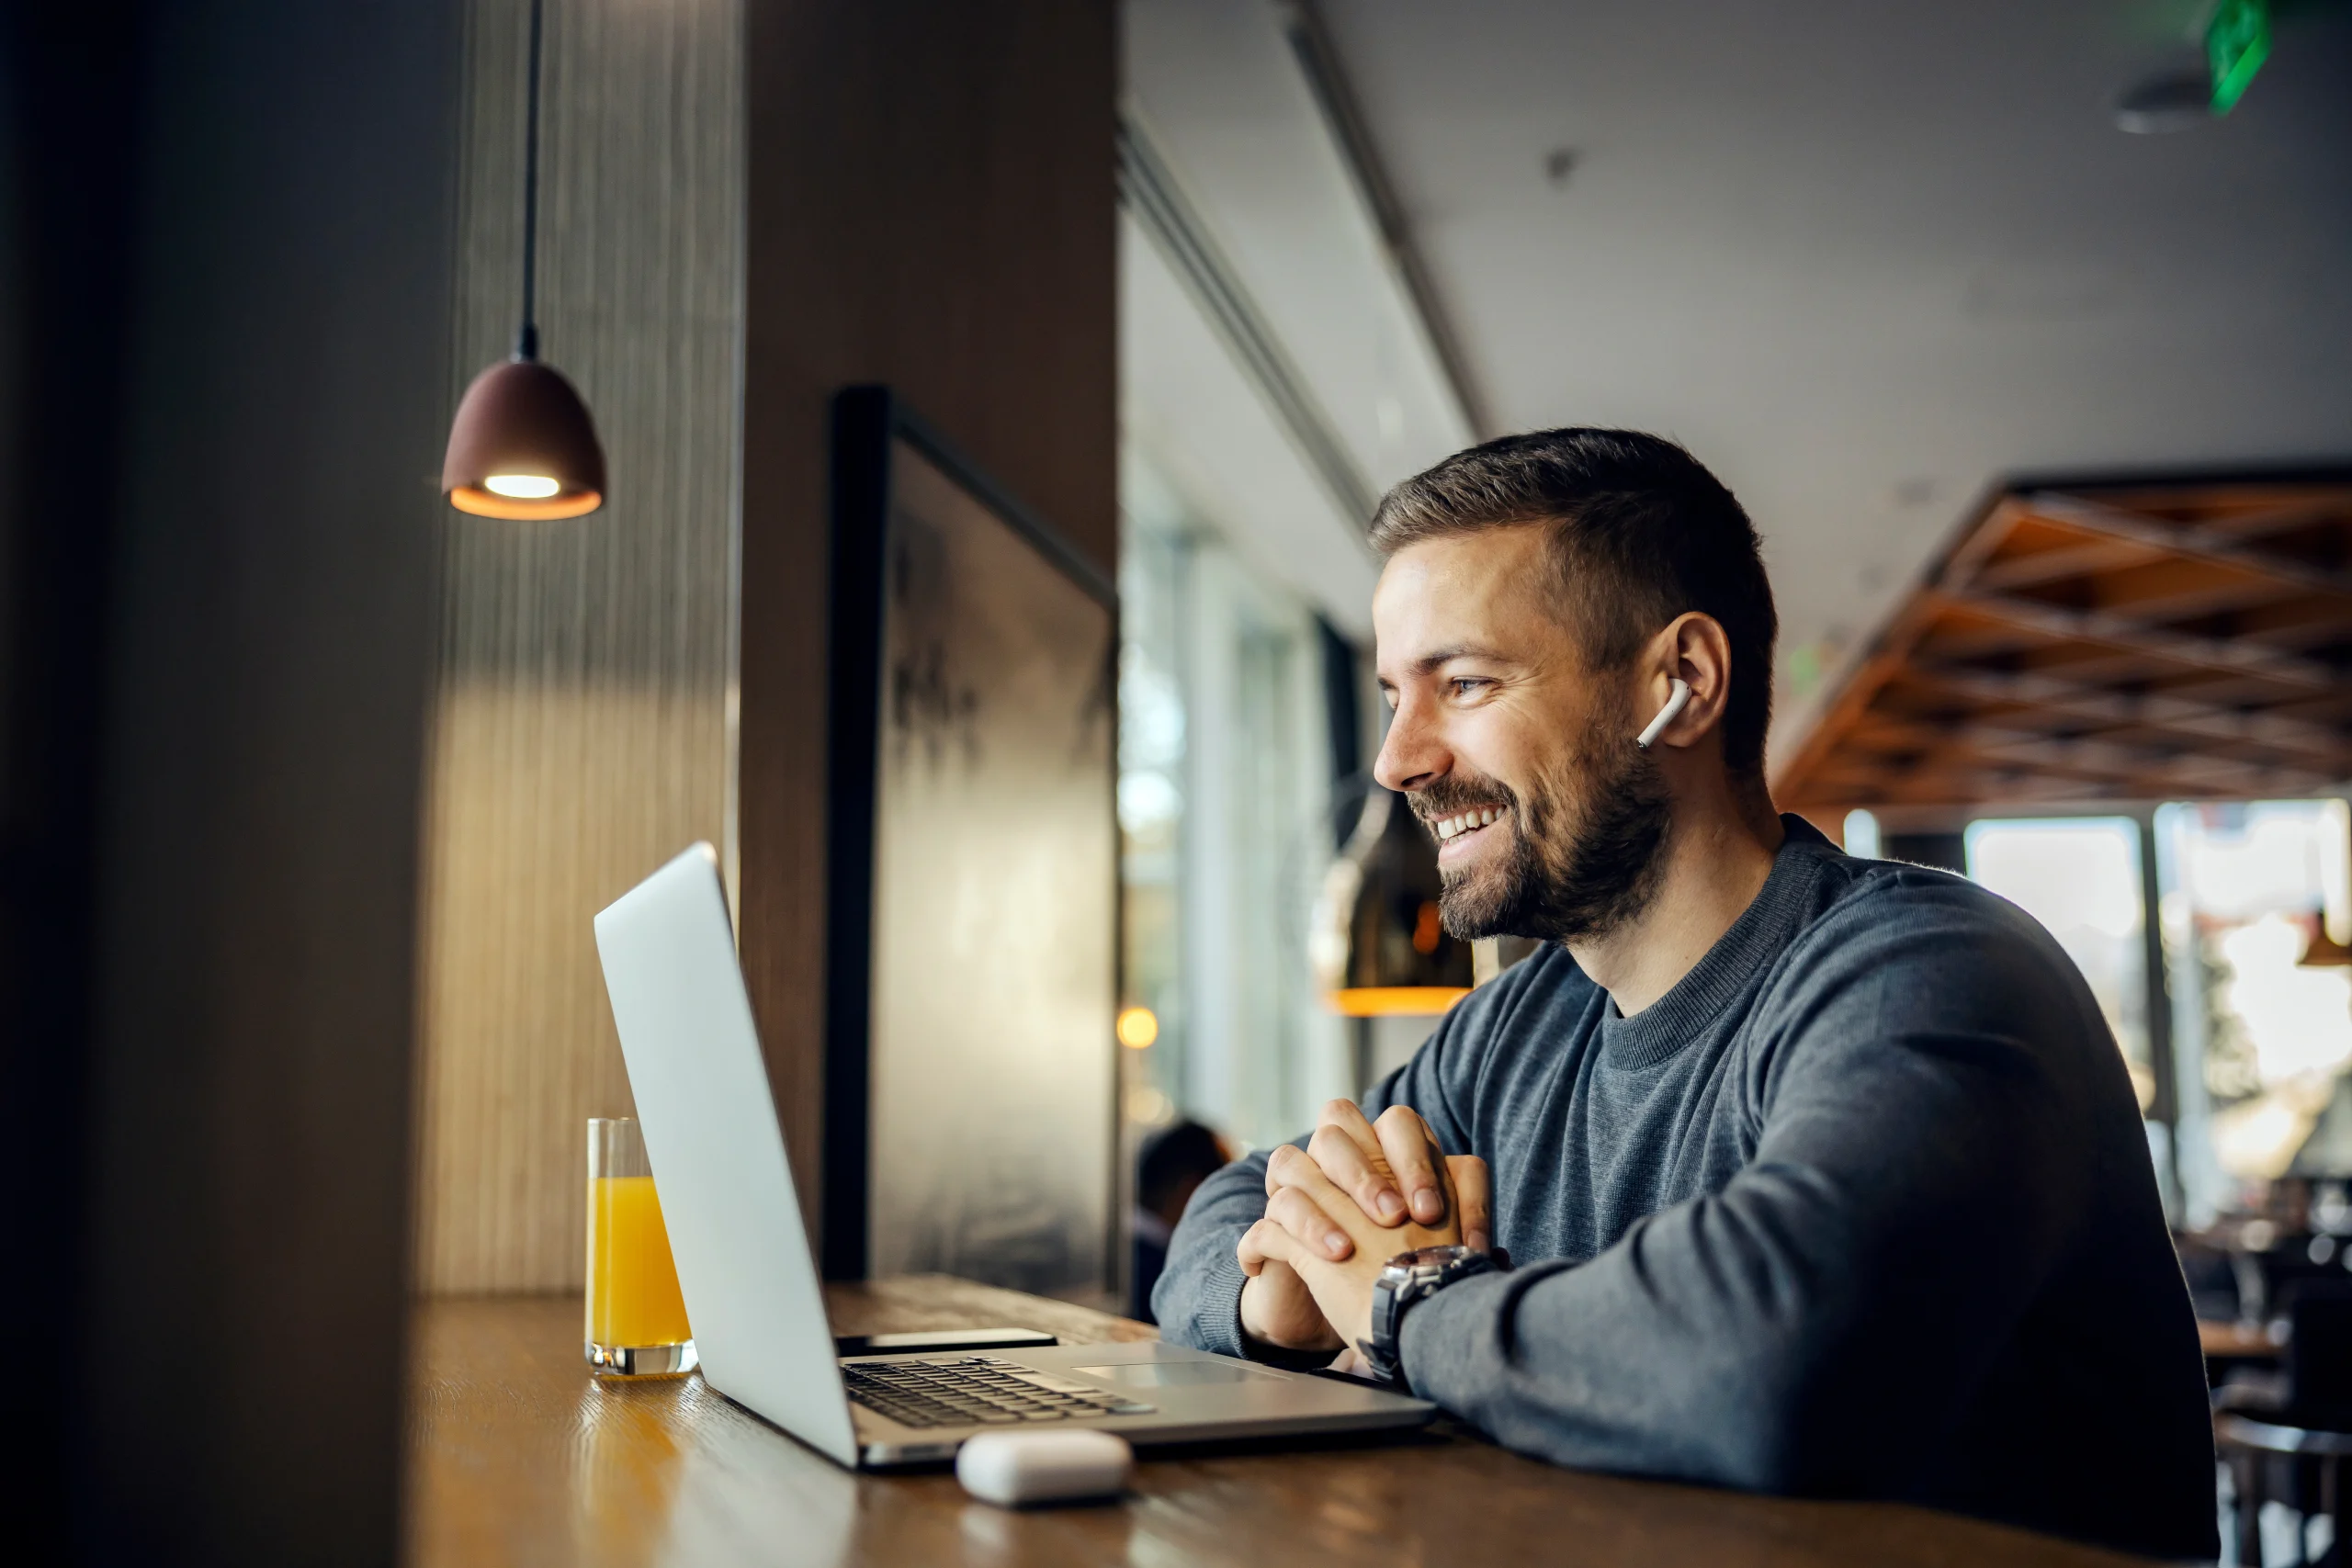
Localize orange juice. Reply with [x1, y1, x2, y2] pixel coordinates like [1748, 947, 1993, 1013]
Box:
[585, 1175, 692, 1348]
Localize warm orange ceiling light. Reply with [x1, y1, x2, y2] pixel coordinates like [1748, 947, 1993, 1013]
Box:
[1327, 987, 1470, 1019]
[1314, 787, 1476, 1017]
[442, 0, 605, 523]
[1115, 1006, 1160, 1049]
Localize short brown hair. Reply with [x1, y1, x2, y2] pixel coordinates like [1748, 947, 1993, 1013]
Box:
[1370, 428, 1778, 777]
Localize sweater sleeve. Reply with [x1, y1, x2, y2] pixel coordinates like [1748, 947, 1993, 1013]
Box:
[1397, 886, 2109, 1495]
[1149, 983, 1496, 1357]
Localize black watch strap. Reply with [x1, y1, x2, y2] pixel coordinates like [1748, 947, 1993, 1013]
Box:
[1360, 1246, 1507, 1391]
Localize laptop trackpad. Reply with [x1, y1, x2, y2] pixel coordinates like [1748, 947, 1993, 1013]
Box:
[1075, 1359, 1283, 1387]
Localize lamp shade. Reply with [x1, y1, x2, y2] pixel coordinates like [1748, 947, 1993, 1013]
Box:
[1310, 786, 1474, 1017]
[442, 356, 605, 519]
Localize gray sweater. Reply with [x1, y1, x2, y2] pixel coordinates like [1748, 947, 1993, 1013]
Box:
[1154, 819, 2216, 1560]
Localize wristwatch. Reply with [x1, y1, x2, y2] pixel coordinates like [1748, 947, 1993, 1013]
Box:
[1360, 1244, 1509, 1391]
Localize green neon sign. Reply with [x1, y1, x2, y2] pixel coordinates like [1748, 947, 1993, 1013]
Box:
[2207, 0, 2271, 113]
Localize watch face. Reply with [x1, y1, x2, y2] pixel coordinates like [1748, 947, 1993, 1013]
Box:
[1398, 1245, 1479, 1268]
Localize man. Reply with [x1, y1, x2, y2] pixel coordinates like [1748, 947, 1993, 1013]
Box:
[1152, 430, 2216, 1559]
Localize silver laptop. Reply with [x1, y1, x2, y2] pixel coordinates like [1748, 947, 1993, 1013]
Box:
[593, 843, 1436, 1468]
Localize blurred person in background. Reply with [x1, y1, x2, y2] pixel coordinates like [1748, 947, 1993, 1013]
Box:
[1130, 1120, 1232, 1322]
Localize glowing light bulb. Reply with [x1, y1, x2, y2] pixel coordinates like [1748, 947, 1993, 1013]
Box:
[483, 473, 561, 500]
[1115, 1006, 1159, 1049]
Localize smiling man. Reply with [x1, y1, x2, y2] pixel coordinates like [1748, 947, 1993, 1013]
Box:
[1151, 430, 2216, 1559]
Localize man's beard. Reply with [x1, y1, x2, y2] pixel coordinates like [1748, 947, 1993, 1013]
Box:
[1412, 697, 1673, 943]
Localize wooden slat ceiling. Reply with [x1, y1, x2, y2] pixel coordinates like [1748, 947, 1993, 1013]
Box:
[1773, 474, 2352, 815]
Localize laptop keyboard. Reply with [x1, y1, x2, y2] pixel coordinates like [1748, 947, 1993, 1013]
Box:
[842, 1355, 1157, 1429]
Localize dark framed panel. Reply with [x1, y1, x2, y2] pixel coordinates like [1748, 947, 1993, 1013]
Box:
[824, 386, 1118, 1290]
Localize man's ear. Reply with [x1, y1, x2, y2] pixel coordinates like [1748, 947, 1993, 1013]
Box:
[1638, 613, 1734, 750]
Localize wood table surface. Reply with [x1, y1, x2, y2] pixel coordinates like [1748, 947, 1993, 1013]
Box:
[406, 1277, 2154, 1567]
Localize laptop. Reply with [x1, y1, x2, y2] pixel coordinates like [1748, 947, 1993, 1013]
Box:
[593, 843, 1436, 1468]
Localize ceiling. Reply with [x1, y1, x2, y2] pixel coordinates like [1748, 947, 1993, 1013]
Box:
[1772, 472, 2352, 817]
[1123, 0, 1476, 640]
[1298, 0, 2352, 763]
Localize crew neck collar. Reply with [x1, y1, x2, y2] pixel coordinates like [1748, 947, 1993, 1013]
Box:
[1596, 816, 1835, 1070]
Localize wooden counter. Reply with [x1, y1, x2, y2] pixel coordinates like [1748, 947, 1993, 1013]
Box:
[406, 1277, 2151, 1566]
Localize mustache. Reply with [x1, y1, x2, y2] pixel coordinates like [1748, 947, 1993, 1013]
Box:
[1408, 774, 1520, 828]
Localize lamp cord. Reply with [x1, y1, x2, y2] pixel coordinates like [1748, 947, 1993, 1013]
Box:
[516, 0, 544, 360]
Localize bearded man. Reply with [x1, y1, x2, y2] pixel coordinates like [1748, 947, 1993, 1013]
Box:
[1150, 429, 2216, 1560]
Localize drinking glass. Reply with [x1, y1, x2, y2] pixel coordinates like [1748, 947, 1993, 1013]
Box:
[585, 1118, 696, 1375]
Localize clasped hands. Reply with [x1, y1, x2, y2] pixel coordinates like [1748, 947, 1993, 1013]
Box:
[1237, 1099, 1489, 1360]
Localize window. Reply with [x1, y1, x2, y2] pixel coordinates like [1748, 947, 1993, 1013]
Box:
[2158, 800, 2352, 1223]
[1963, 818, 2153, 1111]
[1116, 507, 1352, 1155]
[1117, 520, 1188, 1131]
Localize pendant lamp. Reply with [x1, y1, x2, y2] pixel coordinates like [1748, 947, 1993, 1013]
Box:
[1310, 784, 1475, 1018]
[443, 0, 605, 520]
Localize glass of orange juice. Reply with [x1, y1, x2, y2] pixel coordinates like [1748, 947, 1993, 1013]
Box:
[585, 1118, 695, 1375]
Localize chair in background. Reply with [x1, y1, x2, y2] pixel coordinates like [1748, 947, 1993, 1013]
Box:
[2218, 1283, 2352, 1565]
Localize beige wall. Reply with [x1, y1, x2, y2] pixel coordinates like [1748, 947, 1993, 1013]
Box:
[412, 0, 744, 1294]
[413, 0, 1117, 1292]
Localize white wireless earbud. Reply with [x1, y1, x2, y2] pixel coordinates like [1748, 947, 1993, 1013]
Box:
[1634, 678, 1691, 750]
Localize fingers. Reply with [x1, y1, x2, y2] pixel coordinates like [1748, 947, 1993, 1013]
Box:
[1244, 1147, 1354, 1272]
[1241, 1222, 1317, 1279]
[1447, 1154, 1492, 1252]
[1374, 1105, 1449, 1226]
[1237, 1216, 1292, 1277]
[1262, 1143, 1366, 1256]
[1317, 1096, 1383, 1152]
[1237, 1261, 1343, 1353]
[1269, 1107, 1493, 1255]
[1306, 1108, 1408, 1226]
[1268, 1186, 1353, 1259]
